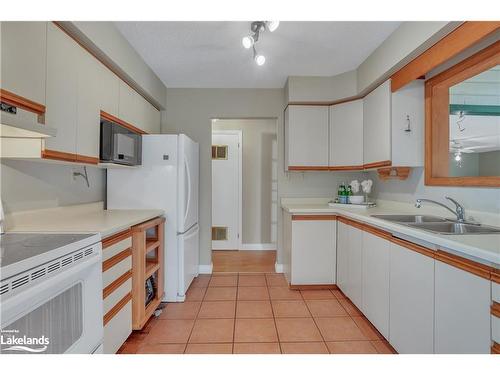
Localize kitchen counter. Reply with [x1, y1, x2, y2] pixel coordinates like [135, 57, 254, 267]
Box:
[282, 198, 500, 268]
[5, 202, 164, 238]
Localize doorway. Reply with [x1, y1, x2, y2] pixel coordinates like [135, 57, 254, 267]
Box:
[211, 119, 278, 270]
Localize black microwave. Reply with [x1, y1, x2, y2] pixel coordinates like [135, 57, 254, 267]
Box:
[100, 119, 142, 166]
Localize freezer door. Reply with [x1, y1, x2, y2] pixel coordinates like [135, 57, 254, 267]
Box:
[178, 134, 199, 233]
[177, 224, 199, 298]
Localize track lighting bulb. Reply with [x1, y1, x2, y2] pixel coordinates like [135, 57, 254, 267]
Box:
[255, 54, 266, 66]
[242, 35, 254, 49]
[267, 21, 280, 32]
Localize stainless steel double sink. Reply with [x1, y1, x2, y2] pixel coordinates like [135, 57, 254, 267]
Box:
[370, 214, 500, 235]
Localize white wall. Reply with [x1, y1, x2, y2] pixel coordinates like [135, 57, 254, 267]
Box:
[1, 160, 105, 213]
[212, 119, 277, 245]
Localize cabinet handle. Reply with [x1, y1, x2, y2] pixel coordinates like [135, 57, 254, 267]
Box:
[405, 115, 411, 132]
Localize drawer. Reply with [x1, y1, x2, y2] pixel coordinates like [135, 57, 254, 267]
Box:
[104, 277, 132, 315]
[493, 282, 500, 304]
[103, 255, 132, 289]
[103, 237, 132, 262]
[493, 314, 500, 344]
[103, 300, 132, 354]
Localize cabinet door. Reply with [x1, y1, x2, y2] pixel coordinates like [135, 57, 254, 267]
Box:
[0, 22, 47, 105]
[362, 231, 390, 338]
[389, 242, 434, 353]
[285, 105, 329, 169]
[336, 221, 349, 293]
[347, 224, 363, 307]
[291, 219, 336, 285]
[96, 63, 119, 117]
[363, 80, 391, 166]
[329, 100, 363, 167]
[434, 260, 491, 353]
[391, 80, 424, 166]
[44, 23, 79, 155]
[118, 80, 141, 129]
[146, 101, 161, 134]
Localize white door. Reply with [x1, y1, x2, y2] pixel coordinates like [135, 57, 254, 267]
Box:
[178, 134, 199, 233]
[212, 132, 240, 250]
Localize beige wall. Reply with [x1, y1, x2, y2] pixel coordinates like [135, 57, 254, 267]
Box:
[213, 119, 277, 245]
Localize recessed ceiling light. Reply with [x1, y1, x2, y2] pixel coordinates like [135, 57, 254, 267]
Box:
[266, 21, 280, 32]
[254, 54, 266, 66]
[242, 35, 254, 49]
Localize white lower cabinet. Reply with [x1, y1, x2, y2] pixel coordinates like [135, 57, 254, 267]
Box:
[434, 260, 491, 353]
[361, 231, 390, 339]
[389, 242, 434, 353]
[336, 221, 349, 293]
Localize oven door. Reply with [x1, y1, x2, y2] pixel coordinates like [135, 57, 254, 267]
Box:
[112, 126, 142, 166]
[0, 254, 103, 354]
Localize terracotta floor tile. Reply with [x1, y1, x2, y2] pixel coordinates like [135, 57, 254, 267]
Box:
[238, 274, 267, 287]
[136, 343, 186, 354]
[314, 317, 368, 341]
[198, 301, 236, 319]
[330, 289, 346, 299]
[185, 287, 206, 302]
[305, 299, 348, 317]
[266, 274, 289, 287]
[275, 318, 322, 342]
[268, 287, 302, 300]
[185, 343, 233, 354]
[117, 341, 141, 354]
[160, 302, 201, 320]
[272, 300, 310, 318]
[352, 316, 384, 340]
[237, 286, 270, 300]
[189, 319, 234, 343]
[209, 275, 238, 287]
[300, 290, 335, 300]
[280, 342, 329, 354]
[204, 287, 237, 301]
[233, 343, 281, 354]
[145, 319, 194, 344]
[234, 318, 278, 343]
[338, 298, 363, 317]
[191, 275, 211, 288]
[326, 341, 377, 354]
[236, 300, 273, 318]
[371, 340, 397, 354]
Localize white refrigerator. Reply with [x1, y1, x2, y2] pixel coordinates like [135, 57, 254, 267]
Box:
[107, 134, 199, 302]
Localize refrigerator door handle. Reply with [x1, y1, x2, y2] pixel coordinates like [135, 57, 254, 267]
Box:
[183, 156, 192, 225]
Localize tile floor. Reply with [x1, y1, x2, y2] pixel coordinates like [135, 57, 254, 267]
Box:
[118, 273, 397, 354]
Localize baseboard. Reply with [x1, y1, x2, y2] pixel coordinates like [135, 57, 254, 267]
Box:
[274, 263, 284, 273]
[240, 243, 276, 251]
[198, 263, 213, 274]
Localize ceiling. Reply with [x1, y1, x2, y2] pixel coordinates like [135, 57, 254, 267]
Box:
[114, 21, 401, 88]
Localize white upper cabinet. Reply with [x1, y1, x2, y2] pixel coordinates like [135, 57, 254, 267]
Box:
[389, 242, 434, 353]
[329, 100, 363, 168]
[118, 80, 159, 133]
[363, 80, 392, 166]
[434, 260, 491, 353]
[0, 22, 47, 105]
[391, 80, 424, 166]
[96, 62, 120, 118]
[285, 105, 329, 169]
[44, 23, 79, 155]
[145, 101, 161, 134]
[361, 231, 390, 339]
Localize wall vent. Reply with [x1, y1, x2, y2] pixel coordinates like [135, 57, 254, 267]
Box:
[212, 145, 228, 160]
[212, 226, 228, 241]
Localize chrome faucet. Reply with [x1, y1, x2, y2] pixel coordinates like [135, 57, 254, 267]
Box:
[415, 196, 466, 223]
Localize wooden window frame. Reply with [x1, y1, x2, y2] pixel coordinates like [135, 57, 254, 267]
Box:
[425, 41, 500, 187]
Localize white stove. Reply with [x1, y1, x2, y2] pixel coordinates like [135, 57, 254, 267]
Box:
[0, 232, 103, 354]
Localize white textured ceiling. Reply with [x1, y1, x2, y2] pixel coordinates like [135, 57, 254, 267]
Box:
[114, 21, 401, 88]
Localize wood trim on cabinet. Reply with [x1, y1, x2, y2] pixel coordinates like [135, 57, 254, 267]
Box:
[102, 229, 132, 249]
[435, 250, 493, 280]
[41, 149, 77, 162]
[492, 270, 500, 284]
[102, 248, 132, 273]
[288, 166, 330, 171]
[391, 21, 500, 92]
[337, 216, 366, 231]
[289, 284, 337, 290]
[361, 224, 392, 240]
[131, 216, 166, 233]
[75, 154, 99, 165]
[103, 270, 133, 299]
[389, 236, 435, 259]
[492, 342, 500, 355]
[100, 110, 147, 135]
[363, 160, 392, 170]
[492, 302, 500, 319]
[0, 88, 46, 115]
[377, 167, 411, 181]
[291, 215, 337, 221]
[329, 165, 364, 171]
[103, 292, 132, 326]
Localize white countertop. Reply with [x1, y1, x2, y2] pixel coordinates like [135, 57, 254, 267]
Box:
[5, 202, 164, 238]
[282, 198, 500, 268]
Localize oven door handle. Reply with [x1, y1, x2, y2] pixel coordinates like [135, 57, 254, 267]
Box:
[1, 255, 101, 320]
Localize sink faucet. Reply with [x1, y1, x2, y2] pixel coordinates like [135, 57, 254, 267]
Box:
[415, 196, 466, 223]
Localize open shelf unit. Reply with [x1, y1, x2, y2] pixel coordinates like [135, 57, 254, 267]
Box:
[131, 216, 165, 330]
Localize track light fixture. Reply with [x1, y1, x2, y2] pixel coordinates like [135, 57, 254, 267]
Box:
[241, 21, 279, 66]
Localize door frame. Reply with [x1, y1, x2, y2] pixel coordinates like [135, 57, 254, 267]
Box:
[211, 129, 243, 251]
